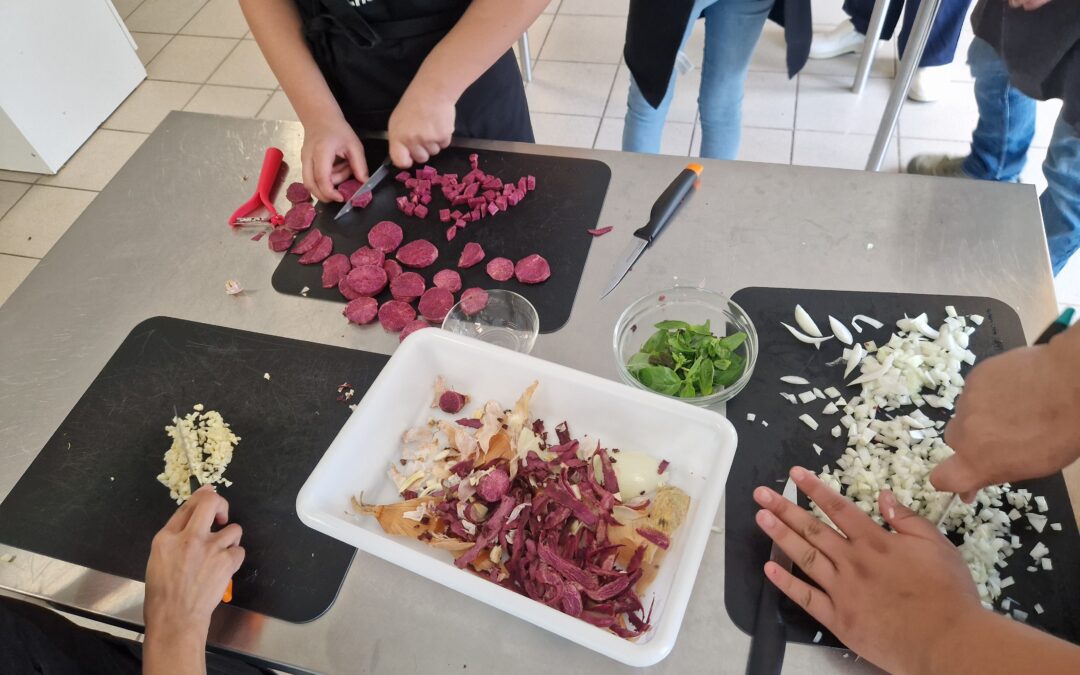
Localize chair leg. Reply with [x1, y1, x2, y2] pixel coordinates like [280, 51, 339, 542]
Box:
[866, 0, 943, 170]
[517, 34, 533, 83]
[852, 0, 890, 94]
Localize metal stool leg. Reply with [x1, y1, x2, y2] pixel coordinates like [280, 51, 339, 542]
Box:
[865, 0, 942, 171]
[518, 34, 533, 83]
[852, 0, 891, 94]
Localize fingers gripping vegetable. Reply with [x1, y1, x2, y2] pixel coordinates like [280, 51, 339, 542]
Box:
[627, 320, 748, 398]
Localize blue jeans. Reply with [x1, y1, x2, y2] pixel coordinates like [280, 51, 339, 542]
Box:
[962, 38, 1080, 275]
[622, 0, 773, 160]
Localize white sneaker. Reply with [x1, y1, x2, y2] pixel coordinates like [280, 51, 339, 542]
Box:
[908, 66, 948, 102]
[809, 22, 866, 60]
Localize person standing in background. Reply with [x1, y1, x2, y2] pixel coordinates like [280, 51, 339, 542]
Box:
[906, 0, 1080, 275]
[810, 0, 973, 102]
[621, 0, 807, 161]
[239, 0, 547, 203]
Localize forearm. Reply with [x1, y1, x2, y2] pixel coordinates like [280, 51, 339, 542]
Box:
[142, 628, 206, 675]
[928, 608, 1080, 675]
[238, 0, 343, 126]
[410, 0, 548, 103]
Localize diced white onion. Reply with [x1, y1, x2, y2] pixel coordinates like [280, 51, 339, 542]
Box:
[781, 375, 810, 385]
[799, 414, 818, 430]
[747, 413, 757, 422]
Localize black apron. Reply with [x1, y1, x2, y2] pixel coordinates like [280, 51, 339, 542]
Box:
[298, 0, 534, 142]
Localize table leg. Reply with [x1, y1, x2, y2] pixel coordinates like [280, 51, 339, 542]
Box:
[852, 0, 891, 94]
[518, 34, 533, 84]
[865, 0, 943, 171]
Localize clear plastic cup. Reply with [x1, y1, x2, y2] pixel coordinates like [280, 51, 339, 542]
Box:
[441, 289, 540, 354]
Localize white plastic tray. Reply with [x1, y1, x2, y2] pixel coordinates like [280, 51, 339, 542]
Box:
[296, 329, 738, 666]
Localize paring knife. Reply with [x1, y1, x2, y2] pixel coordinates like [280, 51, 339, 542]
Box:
[173, 407, 234, 604]
[746, 477, 797, 675]
[932, 308, 1076, 528]
[335, 157, 393, 220]
[600, 163, 703, 299]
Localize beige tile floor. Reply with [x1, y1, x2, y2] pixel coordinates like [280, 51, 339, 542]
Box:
[0, 0, 1076, 308]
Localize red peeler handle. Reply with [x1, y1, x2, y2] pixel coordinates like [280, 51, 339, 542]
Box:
[228, 147, 285, 227]
[257, 147, 283, 215]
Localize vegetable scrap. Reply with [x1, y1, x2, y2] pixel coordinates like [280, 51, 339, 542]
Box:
[336, 383, 355, 403]
[224, 279, 243, 295]
[626, 320, 748, 398]
[586, 227, 613, 237]
[158, 406, 240, 504]
[353, 379, 689, 639]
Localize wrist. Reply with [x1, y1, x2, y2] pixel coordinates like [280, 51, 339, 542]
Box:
[923, 605, 994, 675]
[408, 65, 463, 106]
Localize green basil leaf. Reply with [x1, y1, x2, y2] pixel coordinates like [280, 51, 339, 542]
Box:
[636, 366, 682, 395]
[698, 358, 715, 396]
[641, 329, 669, 354]
[627, 352, 652, 374]
[719, 331, 747, 351]
[679, 380, 697, 398]
[654, 320, 691, 331]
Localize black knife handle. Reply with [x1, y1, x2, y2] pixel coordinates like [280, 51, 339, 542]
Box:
[746, 576, 787, 675]
[632, 164, 702, 244]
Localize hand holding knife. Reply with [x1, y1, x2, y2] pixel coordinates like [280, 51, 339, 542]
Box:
[746, 477, 797, 675]
[335, 157, 393, 220]
[173, 407, 234, 604]
[600, 163, 703, 299]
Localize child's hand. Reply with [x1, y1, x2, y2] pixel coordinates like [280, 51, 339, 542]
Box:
[387, 82, 455, 169]
[301, 114, 369, 202]
[754, 467, 982, 674]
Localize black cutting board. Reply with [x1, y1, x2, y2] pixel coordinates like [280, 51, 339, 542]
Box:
[0, 317, 389, 623]
[724, 287, 1080, 648]
[271, 139, 610, 333]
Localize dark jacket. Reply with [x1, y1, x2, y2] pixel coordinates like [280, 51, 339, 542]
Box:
[624, 0, 811, 109]
[972, 0, 1080, 132]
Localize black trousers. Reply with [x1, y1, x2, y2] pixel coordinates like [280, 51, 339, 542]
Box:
[0, 597, 267, 675]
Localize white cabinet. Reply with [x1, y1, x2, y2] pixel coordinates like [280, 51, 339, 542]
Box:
[0, 0, 145, 173]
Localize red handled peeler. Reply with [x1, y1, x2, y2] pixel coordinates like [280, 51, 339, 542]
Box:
[229, 147, 285, 228]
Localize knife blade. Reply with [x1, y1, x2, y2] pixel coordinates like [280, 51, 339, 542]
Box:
[335, 157, 393, 220]
[173, 406, 204, 492]
[600, 163, 702, 299]
[746, 477, 797, 675]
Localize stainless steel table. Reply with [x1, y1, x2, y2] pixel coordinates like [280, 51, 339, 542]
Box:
[0, 112, 1064, 674]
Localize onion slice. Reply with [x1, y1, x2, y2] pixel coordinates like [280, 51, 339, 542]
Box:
[795, 305, 823, 337]
[781, 322, 833, 350]
[828, 316, 853, 345]
[851, 314, 884, 332]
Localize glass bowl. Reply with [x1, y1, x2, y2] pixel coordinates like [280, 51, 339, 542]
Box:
[442, 289, 540, 354]
[613, 286, 757, 406]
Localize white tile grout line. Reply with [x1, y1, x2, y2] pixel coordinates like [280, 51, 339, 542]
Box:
[591, 58, 623, 150]
[175, 0, 214, 36]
